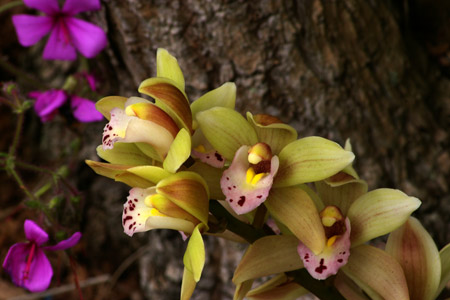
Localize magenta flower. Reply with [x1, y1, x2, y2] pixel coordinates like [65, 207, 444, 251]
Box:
[2, 220, 81, 292]
[12, 0, 107, 60]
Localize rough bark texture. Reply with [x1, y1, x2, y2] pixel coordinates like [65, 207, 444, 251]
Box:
[1, 0, 449, 299]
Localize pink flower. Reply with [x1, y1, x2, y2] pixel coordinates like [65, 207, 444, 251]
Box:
[2, 220, 81, 292]
[29, 89, 103, 122]
[12, 0, 107, 60]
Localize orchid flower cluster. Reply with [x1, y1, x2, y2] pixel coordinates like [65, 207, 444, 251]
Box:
[86, 49, 450, 300]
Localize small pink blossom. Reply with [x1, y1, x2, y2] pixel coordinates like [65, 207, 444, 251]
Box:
[12, 0, 107, 60]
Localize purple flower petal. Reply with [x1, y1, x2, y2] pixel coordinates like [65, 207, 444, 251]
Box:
[62, 0, 101, 15]
[24, 220, 49, 246]
[83, 72, 98, 91]
[33, 90, 67, 122]
[70, 96, 103, 122]
[44, 232, 81, 251]
[23, 0, 60, 15]
[12, 15, 54, 47]
[2, 243, 53, 292]
[65, 17, 107, 58]
[43, 20, 77, 60]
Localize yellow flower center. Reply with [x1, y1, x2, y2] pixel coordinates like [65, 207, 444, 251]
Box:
[246, 167, 268, 185]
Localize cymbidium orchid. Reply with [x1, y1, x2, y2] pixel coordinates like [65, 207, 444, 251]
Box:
[294, 167, 421, 299]
[2, 220, 81, 292]
[12, 0, 107, 60]
[90, 48, 236, 177]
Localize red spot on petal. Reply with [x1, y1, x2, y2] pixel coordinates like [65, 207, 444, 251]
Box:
[123, 216, 132, 225]
[214, 152, 223, 161]
[315, 258, 327, 274]
[229, 199, 233, 203]
[337, 259, 343, 263]
[238, 196, 246, 206]
[257, 195, 262, 198]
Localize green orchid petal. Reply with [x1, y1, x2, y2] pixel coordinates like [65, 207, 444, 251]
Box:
[181, 267, 196, 300]
[247, 274, 308, 300]
[156, 48, 185, 91]
[96, 143, 154, 166]
[342, 244, 409, 300]
[347, 188, 421, 247]
[190, 82, 236, 119]
[163, 128, 191, 173]
[196, 107, 258, 161]
[246, 112, 298, 155]
[188, 161, 225, 200]
[315, 173, 368, 216]
[299, 183, 324, 211]
[183, 224, 206, 282]
[85, 160, 153, 188]
[135, 142, 163, 162]
[126, 166, 171, 184]
[386, 217, 441, 300]
[138, 77, 193, 134]
[437, 243, 450, 297]
[232, 235, 303, 285]
[234, 280, 254, 300]
[274, 137, 355, 187]
[157, 172, 209, 226]
[265, 187, 326, 255]
[96, 96, 127, 120]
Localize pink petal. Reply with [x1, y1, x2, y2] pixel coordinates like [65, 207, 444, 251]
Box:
[122, 187, 155, 237]
[44, 232, 81, 251]
[2, 243, 53, 292]
[43, 20, 77, 60]
[65, 17, 107, 58]
[24, 220, 49, 246]
[297, 218, 351, 280]
[192, 149, 225, 168]
[70, 96, 103, 122]
[23, 0, 60, 15]
[12, 15, 54, 47]
[33, 90, 67, 122]
[81, 72, 98, 91]
[220, 145, 279, 215]
[62, 0, 101, 15]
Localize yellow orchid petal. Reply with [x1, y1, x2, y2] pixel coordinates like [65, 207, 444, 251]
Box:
[347, 188, 421, 247]
[232, 235, 303, 285]
[265, 187, 326, 255]
[275, 137, 355, 187]
[437, 243, 450, 297]
[163, 128, 191, 173]
[156, 48, 185, 91]
[95, 96, 127, 120]
[96, 143, 154, 166]
[342, 244, 409, 300]
[190, 82, 236, 118]
[247, 274, 308, 300]
[386, 217, 441, 300]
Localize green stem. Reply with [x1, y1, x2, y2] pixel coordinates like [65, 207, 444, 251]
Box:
[9, 110, 24, 156]
[0, 0, 23, 14]
[9, 166, 36, 201]
[209, 200, 266, 244]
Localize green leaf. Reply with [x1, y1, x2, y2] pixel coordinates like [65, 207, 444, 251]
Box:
[347, 189, 421, 247]
[196, 107, 258, 161]
[386, 217, 441, 300]
[191, 82, 236, 119]
[275, 137, 355, 187]
[232, 235, 303, 284]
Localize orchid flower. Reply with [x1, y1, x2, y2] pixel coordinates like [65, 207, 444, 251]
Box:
[12, 0, 107, 60]
[2, 220, 81, 292]
[92, 48, 236, 174]
[28, 73, 103, 122]
[195, 107, 355, 219]
[293, 166, 421, 299]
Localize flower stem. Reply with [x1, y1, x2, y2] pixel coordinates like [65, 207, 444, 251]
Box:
[69, 255, 84, 300]
[0, 0, 23, 14]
